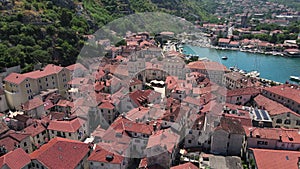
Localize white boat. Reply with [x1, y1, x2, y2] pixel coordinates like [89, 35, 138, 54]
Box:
[246, 71, 260, 77]
[221, 56, 228, 60]
[290, 76, 300, 82]
[239, 70, 246, 74]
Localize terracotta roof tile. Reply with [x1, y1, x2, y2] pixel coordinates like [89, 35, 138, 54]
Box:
[254, 94, 299, 116]
[215, 117, 245, 134]
[22, 97, 44, 111]
[146, 129, 179, 153]
[263, 84, 300, 104]
[0, 148, 31, 169]
[4, 73, 27, 85]
[187, 61, 227, 72]
[170, 162, 198, 169]
[23, 122, 46, 137]
[47, 118, 84, 133]
[66, 63, 87, 71]
[98, 102, 115, 110]
[250, 148, 300, 169]
[30, 137, 90, 169]
[88, 145, 124, 164]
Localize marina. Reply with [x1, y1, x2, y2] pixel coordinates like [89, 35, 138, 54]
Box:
[183, 45, 300, 83]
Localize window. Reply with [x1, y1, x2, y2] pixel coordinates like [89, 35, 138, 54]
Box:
[276, 119, 282, 124]
[189, 130, 192, 134]
[257, 141, 268, 145]
[284, 119, 291, 125]
[24, 142, 27, 146]
[69, 133, 71, 137]
[188, 140, 192, 143]
[296, 120, 300, 126]
[45, 78, 48, 81]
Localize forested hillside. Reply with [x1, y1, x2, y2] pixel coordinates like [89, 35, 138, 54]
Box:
[0, 0, 219, 72]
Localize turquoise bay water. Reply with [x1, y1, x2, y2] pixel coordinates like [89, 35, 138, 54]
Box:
[183, 45, 300, 83]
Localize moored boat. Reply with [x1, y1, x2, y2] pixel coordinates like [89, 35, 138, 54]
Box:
[290, 76, 300, 82]
[221, 56, 228, 60]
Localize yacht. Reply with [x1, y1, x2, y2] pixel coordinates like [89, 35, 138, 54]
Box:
[290, 76, 300, 82]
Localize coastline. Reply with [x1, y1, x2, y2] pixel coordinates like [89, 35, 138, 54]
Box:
[178, 44, 299, 86]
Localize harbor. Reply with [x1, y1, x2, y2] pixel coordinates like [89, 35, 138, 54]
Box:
[183, 45, 300, 84]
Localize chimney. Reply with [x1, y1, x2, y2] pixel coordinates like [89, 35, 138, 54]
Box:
[153, 122, 157, 131]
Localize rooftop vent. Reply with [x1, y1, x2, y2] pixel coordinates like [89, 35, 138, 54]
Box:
[106, 154, 114, 162]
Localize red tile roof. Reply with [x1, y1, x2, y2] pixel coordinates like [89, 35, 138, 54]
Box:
[215, 116, 245, 134]
[56, 99, 73, 108]
[65, 63, 87, 71]
[87, 145, 124, 164]
[147, 129, 179, 153]
[98, 102, 115, 110]
[250, 148, 300, 169]
[22, 97, 44, 111]
[254, 94, 299, 116]
[183, 96, 202, 106]
[47, 118, 85, 133]
[218, 38, 230, 43]
[23, 122, 46, 137]
[129, 90, 161, 106]
[0, 137, 20, 152]
[4, 73, 28, 85]
[170, 162, 198, 169]
[129, 78, 142, 86]
[243, 127, 300, 144]
[0, 148, 31, 169]
[67, 77, 91, 85]
[23, 64, 64, 79]
[226, 87, 260, 97]
[263, 85, 300, 104]
[3, 130, 30, 142]
[187, 61, 227, 72]
[4, 64, 65, 84]
[30, 137, 90, 169]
